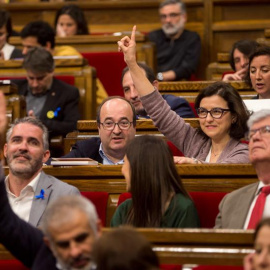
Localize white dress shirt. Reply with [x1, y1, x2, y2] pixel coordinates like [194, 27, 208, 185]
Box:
[1, 43, 15, 60]
[244, 181, 270, 229]
[5, 172, 41, 222]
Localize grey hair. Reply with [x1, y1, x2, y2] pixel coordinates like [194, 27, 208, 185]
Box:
[247, 110, 270, 129]
[6, 117, 49, 150]
[159, 0, 186, 13]
[23, 47, 55, 73]
[42, 195, 98, 239]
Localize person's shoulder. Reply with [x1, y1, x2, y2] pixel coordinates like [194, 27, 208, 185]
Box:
[173, 193, 194, 208]
[54, 46, 82, 58]
[41, 172, 79, 192]
[52, 78, 79, 93]
[148, 29, 163, 38]
[77, 137, 101, 147]
[223, 182, 258, 201]
[162, 94, 189, 105]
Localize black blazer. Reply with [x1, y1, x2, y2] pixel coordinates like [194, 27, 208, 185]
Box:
[14, 78, 80, 137]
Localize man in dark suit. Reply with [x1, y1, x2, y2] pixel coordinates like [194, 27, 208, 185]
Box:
[4, 117, 80, 227]
[63, 96, 136, 164]
[148, 0, 201, 81]
[121, 62, 195, 118]
[215, 110, 270, 229]
[13, 47, 80, 139]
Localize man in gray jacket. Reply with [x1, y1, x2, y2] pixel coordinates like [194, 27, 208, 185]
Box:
[215, 110, 270, 229]
[3, 116, 80, 227]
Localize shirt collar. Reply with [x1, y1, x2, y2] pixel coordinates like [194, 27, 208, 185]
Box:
[5, 172, 41, 197]
[99, 143, 124, 165]
[256, 181, 270, 195]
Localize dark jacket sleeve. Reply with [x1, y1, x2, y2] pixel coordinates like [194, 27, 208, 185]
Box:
[62, 137, 103, 163]
[0, 169, 44, 268]
[163, 94, 195, 118]
[41, 80, 80, 137]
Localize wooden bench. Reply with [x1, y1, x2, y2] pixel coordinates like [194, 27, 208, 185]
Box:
[0, 58, 96, 120]
[9, 34, 156, 72]
[3, 164, 257, 226]
[0, 81, 26, 124]
[158, 81, 256, 102]
[0, 228, 254, 267]
[63, 119, 200, 154]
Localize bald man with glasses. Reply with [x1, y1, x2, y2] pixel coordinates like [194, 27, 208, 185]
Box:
[62, 96, 136, 165]
[215, 109, 270, 229]
[148, 0, 201, 81]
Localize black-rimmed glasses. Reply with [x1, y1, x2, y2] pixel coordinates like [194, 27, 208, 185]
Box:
[100, 120, 133, 131]
[248, 125, 270, 140]
[197, 107, 230, 119]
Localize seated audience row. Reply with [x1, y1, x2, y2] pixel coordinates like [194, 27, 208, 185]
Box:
[119, 26, 250, 164]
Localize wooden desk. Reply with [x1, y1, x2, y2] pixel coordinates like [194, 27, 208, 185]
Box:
[9, 34, 156, 71]
[0, 228, 254, 266]
[159, 81, 256, 102]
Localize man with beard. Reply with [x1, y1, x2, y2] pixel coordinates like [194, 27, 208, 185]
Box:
[3, 116, 80, 227]
[13, 47, 80, 140]
[148, 0, 201, 81]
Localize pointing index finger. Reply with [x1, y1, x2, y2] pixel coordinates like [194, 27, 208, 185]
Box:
[131, 25, 136, 41]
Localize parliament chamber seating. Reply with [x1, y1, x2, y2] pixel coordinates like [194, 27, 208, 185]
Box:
[117, 191, 227, 228]
[158, 81, 256, 103]
[81, 191, 109, 226]
[82, 51, 127, 97]
[63, 119, 199, 155]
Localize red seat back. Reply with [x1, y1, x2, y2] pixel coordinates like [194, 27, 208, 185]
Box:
[0, 260, 29, 269]
[81, 52, 126, 97]
[167, 141, 184, 156]
[118, 191, 227, 228]
[81, 191, 109, 226]
[189, 102, 198, 117]
[193, 266, 243, 270]
[189, 191, 227, 228]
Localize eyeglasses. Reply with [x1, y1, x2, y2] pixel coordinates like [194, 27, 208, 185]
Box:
[248, 125, 270, 140]
[197, 107, 230, 119]
[160, 13, 182, 20]
[100, 120, 133, 131]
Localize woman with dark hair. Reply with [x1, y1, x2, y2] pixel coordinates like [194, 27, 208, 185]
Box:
[54, 4, 89, 37]
[92, 227, 160, 270]
[111, 135, 199, 228]
[244, 218, 270, 270]
[117, 26, 250, 164]
[223, 40, 259, 81]
[246, 45, 270, 99]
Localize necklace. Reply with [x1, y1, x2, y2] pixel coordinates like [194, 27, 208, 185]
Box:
[212, 148, 222, 157]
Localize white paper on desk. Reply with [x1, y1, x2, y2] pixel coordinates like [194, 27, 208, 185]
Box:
[243, 99, 270, 113]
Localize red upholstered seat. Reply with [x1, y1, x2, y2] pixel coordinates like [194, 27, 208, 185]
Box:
[160, 265, 182, 270]
[189, 102, 198, 117]
[189, 191, 227, 228]
[118, 191, 227, 228]
[167, 141, 184, 156]
[81, 51, 126, 96]
[193, 266, 243, 270]
[81, 191, 109, 226]
[0, 260, 29, 269]
[54, 75, 75, 86]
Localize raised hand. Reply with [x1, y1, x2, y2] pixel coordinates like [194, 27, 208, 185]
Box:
[117, 25, 137, 64]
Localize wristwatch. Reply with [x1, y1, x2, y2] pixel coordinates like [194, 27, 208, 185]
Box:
[157, 72, 163, 81]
